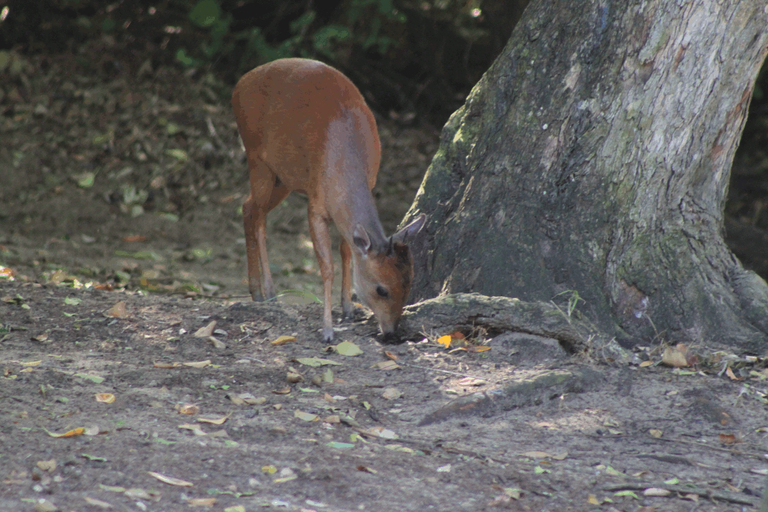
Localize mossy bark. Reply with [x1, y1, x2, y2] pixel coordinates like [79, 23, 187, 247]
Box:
[403, 0, 768, 351]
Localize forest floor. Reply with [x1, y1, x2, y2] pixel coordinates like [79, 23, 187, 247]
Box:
[2, 44, 768, 512]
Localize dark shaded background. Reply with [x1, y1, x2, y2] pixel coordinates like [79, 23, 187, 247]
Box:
[1, 0, 766, 278]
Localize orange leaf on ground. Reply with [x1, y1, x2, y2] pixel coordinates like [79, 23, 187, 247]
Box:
[45, 427, 85, 438]
[272, 335, 297, 345]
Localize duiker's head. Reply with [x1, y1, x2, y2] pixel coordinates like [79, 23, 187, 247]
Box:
[352, 214, 426, 341]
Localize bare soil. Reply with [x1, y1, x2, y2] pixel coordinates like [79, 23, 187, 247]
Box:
[2, 46, 768, 512]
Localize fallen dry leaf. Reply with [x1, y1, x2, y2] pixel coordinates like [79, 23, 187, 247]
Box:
[37, 460, 57, 472]
[122, 235, 147, 243]
[242, 394, 266, 405]
[382, 388, 401, 400]
[661, 346, 688, 368]
[33, 498, 58, 512]
[95, 393, 115, 404]
[105, 301, 129, 318]
[187, 497, 216, 507]
[294, 357, 341, 367]
[193, 321, 217, 338]
[197, 416, 228, 425]
[227, 393, 245, 405]
[367, 426, 397, 439]
[153, 361, 181, 369]
[182, 360, 211, 368]
[147, 471, 193, 487]
[521, 451, 552, 459]
[84, 425, 102, 436]
[457, 377, 486, 387]
[294, 410, 319, 422]
[207, 336, 226, 349]
[375, 360, 400, 371]
[178, 404, 199, 415]
[179, 423, 206, 436]
[83, 496, 113, 509]
[335, 340, 363, 356]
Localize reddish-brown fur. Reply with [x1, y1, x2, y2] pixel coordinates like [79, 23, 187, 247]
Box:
[232, 58, 425, 342]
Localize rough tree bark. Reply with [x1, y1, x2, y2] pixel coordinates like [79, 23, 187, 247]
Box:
[402, 0, 768, 351]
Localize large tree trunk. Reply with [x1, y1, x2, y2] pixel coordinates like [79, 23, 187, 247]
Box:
[403, 0, 768, 351]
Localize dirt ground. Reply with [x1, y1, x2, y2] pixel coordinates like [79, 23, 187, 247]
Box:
[3, 47, 768, 512]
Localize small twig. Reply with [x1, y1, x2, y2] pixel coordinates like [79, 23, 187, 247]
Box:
[397, 361, 487, 380]
[206, 116, 237, 163]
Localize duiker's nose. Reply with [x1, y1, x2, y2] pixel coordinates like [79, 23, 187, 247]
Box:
[380, 330, 401, 343]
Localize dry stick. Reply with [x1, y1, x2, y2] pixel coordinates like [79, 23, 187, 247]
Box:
[652, 435, 766, 461]
[601, 482, 758, 507]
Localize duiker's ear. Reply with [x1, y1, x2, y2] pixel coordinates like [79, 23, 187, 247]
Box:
[392, 214, 426, 245]
[353, 224, 372, 253]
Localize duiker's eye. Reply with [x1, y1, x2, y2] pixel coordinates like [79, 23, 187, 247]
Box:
[376, 286, 389, 298]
